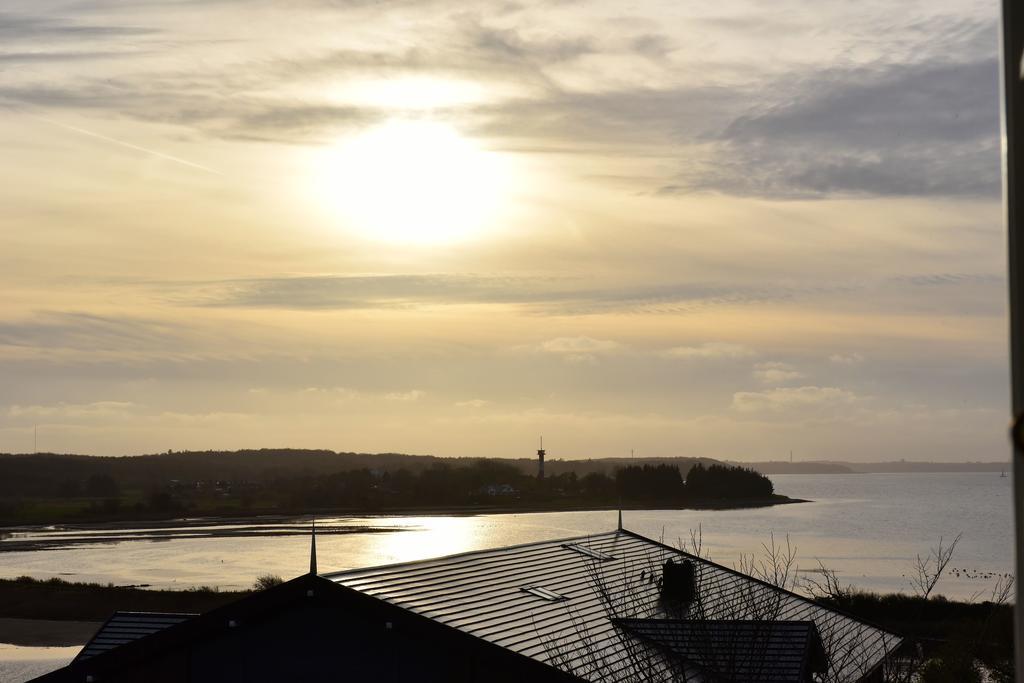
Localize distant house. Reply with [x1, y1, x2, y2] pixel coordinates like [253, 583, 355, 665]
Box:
[479, 483, 518, 496]
[36, 529, 900, 682]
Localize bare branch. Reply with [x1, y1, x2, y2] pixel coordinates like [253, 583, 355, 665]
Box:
[990, 573, 1015, 605]
[908, 532, 962, 599]
[801, 560, 852, 601]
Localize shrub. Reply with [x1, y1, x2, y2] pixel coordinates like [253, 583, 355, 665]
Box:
[253, 574, 283, 591]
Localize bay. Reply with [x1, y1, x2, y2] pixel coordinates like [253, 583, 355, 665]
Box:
[0, 472, 1013, 600]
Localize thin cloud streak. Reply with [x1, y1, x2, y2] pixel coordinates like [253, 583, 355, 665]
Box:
[29, 113, 223, 175]
[153, 272, 1005, 318]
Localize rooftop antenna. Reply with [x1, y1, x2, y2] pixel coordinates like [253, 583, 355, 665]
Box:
[790, 450, 793, 464]
[309, 518, 318, 575]
[34, 425, 37, 454]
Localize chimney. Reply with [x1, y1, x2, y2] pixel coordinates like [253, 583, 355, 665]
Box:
[661, 559, 696, 604]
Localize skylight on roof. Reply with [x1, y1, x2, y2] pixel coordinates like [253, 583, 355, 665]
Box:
[520, 585, 568, 601]
[562, 543, 615, 561]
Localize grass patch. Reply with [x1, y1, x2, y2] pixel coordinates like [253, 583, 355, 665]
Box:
[0, 576, 249, 621]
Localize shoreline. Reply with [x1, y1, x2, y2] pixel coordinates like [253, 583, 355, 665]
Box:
[1, 496, 807, 537]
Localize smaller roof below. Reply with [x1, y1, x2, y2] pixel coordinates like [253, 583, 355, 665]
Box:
[75, 611, 194, 661]
[615, 618, 827, 683]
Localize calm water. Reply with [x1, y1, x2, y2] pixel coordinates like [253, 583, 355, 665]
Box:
[0, 473, 1012, 599]
[0, 644, 80, 682]
[0, 473, 1013, 681]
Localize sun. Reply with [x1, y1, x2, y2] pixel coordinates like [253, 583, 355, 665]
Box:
[315, 120, 508, 245]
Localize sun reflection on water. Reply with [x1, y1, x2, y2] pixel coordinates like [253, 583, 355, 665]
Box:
[369, 516, 478, 565]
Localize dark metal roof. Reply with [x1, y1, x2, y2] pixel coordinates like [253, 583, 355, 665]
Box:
[74, 611, 194, 661]
[37, 574, 584, 683]
[326, 529, 901, 682]
[615, 618, 827, 682]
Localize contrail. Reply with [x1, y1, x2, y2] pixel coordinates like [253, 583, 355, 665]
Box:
[31, 113, 223, 176]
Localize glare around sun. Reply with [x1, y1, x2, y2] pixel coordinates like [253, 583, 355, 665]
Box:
[315, 119, 510, 245]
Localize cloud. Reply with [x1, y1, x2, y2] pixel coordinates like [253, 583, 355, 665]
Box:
[300, 387, 364, 400]
[473, 84, 745, 148]
[8, 401, 137, 420]
[0, 11, 158, 40]
[0, 312, 183, 352]
[472, 25, 596, 64]
[682, 53, 1000, 199]
[539, 336, 620, 353]
[293, 386, 425, 403]
[242, 386, 438, 410]
[731, 386, 858, 413]
[0, 83, 378, 145]
[753, 362, 804, 384]
[383, 389, 425, 401]
[169, 271, 1003, 318]
[0, 3, 999, 206]
[0, 50, 139, 63]
[0, 1, 1009, 461]
[896, 273, 1002, 287]
[177, 274, 793, 314]
[188, 274, 566, 309]
[455, 399, 489, 408]
[538, 336, 620, 364]
[0, 6, 739, 149]
[664, 342, 753, 360]
[0, 10, 589, 145]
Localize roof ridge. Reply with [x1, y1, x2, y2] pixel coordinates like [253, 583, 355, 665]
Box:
[323, 528, 623, 578]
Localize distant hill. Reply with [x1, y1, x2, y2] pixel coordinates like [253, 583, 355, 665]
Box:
[728, 461, 855, 475]
[0, 450, 787, 526]
[727, 460, 1009, 475]
[0, 450, 734, 499]
[0, 450, 1008, 499]
[0, 450, 442, 498]
[513, 456, 725, 478]
[842, 460, 1009, 473]
[1, 449, 1006, 503]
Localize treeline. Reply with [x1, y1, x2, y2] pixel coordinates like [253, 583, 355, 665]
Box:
[0, 451, 780, 524]
[685, 463, 773, 498]
[615, 463, 772, 502]
[0, 450, 725, 499]
[282, 462, 772, 509]
[0, 450, 442, 499]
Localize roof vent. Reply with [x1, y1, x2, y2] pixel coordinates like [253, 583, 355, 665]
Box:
[661, 559, 696, 604]
[520, 585, 568, 602]
[562, 543, 615, 561]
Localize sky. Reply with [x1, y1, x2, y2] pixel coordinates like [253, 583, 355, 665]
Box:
[0, 0, 1010, 461]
